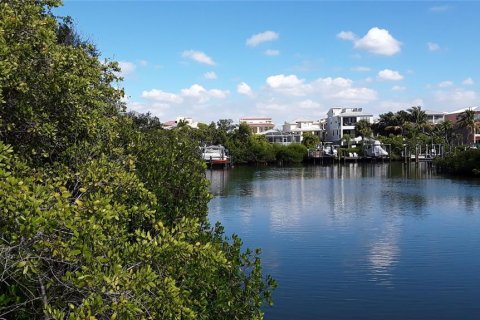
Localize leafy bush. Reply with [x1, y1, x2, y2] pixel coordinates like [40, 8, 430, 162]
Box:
[0, 2, 275, 318]
[435, 149, 480, 176]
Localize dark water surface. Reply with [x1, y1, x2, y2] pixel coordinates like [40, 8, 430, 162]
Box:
[207, 163, 480, 320]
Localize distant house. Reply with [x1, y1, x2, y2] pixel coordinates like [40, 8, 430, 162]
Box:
[240, 117, 275, 134]
[424, 110, 446, 124]
[282, 118, 326, 141]
[445, 107, 480, 145]
[163, 116, 199, 129]
[325, 107, 373, 143]
[259, 129, 301, 145]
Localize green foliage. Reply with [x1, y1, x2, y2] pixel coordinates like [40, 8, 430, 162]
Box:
[0, 2, 275, 319]
[273, 144, 308, 164]
[377, 135, 405, 160]
[355, 119, 373, 138]
[301, 132, 320, 149]
[435, 148, 480, 176]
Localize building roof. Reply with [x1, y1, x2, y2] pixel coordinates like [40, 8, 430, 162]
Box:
[424, 109, 446, 115]
[446, 106, 479, 114]
[334, 111, 373, 117]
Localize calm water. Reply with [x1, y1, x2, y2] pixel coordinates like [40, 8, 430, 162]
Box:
[207, 163, 480, 320]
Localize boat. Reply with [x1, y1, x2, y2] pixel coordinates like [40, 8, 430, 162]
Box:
[321, 143, 338, 158]
[201, 145, 231, 167]
[364, 140, 388, 158]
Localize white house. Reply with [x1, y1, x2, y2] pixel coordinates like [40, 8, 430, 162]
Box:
[325, 107, 373, 143]
[282, 118, 326, 141]
[424, 110, 446, 124]
[163, 116, 199, 129]
[259, 129, 302, 145]
[240, 117, 275, 134]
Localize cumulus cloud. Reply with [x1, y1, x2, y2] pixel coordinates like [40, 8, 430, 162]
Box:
[264, 49, 280, 56]
[265, 74, 377, 103]
[378, 69, 404, 81]
[204, 71, 217, 80]
[339, 27, 402, 56]
[266, 74, 309, 96]
[427, 42, 440, 51]
[463, 77, 474, 85]
[298, 99, 321, 109]
[142, 89, 183, 104]
[438, 81, 453, 88]
[117, 61, 136, 77]
[181, 50, 216, 65]
[337, 31, 357, 41]
[181, 84, 229, 103]
[237, 82, 254, 97]
[246, 30, 279, 47]
[142, 84, 228, 107]
[434, 88, 477, 106]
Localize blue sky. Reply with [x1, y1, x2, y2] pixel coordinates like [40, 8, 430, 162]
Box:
[57, 1, 480, 126]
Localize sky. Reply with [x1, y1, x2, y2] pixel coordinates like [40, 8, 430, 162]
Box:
[57, 1, 480, 126]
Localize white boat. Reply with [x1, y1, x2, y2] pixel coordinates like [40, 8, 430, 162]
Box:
[201, 145, 231, 166]
[364, 140, 388, 158]
[322, 143, 338, 157]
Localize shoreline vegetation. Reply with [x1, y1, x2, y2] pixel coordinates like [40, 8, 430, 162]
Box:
[1, 1, 478, 318]
[0, 2, 275, 319]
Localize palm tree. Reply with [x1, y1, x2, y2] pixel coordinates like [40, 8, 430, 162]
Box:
[456, 109, 476, 145]
[407, 106, 427, 129]
[435, 120, 453, 145]
[355, 119, 373, 138]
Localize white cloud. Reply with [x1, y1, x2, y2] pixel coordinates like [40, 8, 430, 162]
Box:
[378, 69, 404, 81]
[237, 82, 254, 97]
[117, 61, 136, 77]
[208, 89, 229, 99]
[434, 88, 477, 106]
[298, 99, 321, 109]
[266, 74, 309, 96]
[312, 77, 376, 102]
[138, 60, 148, 66]
[246, 31, 279, 47]
[181, 84, 229, 103]
[127, 101, 170, 118]
[181, 50, 216, 66]
[430, 5, 450, 12]
[256, 102, 288, 111]
[204, 71, 217, 80]
[438, 81, 453, 88]
[264, 49, 280, 56]
[463, 77, 474, 85]
[351, 66, 371, 72]
[353, 27, 401, 56]
[337, 31, 357, 41]
[427, 42, 440, 52]
[142, 89, 183, 104]
[392, 85, 406, 92]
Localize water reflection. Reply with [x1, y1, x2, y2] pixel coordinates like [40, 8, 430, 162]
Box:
[368, 217, 401, 288]
[207, 162, 480, 320]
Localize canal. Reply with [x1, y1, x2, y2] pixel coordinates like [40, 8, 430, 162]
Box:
[207, 163, 480, 320]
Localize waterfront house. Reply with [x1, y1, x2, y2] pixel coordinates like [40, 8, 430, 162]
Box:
[282, 118, 326, 141]
[240, 117, 275, 134]
[163, 116, 199, 129]
[424, 110, 446, 124]
[445, 107, 480, 145]
[259, 129, 301, 145]
[325, 107, 373, 143]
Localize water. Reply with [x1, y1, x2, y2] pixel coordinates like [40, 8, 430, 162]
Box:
[207, 163, 480, 320]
